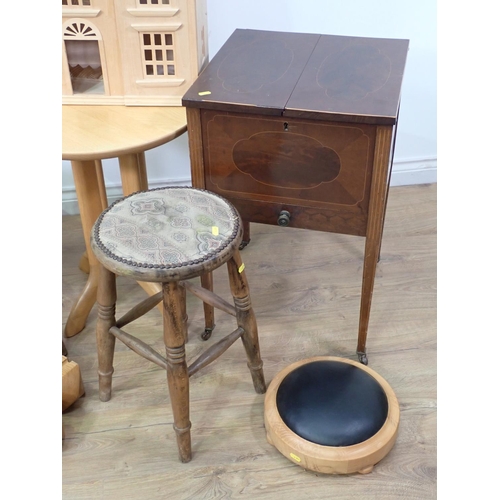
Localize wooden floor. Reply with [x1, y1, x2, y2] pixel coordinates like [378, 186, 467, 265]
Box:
[62, 183, 437, 499]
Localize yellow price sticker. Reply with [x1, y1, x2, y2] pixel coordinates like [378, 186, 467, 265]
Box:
[238, 263, 245, 274]
[212, 226, 219, 236]
[290, 453, 301, 463]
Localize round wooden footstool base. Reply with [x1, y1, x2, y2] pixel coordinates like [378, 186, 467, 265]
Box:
[264, 356, 399, 475]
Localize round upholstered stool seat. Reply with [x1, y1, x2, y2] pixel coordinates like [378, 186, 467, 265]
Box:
[264, 356, 399, 475]
[91, 187, 243, 282]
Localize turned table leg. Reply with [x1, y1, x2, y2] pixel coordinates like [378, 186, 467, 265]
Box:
[78, 160, 108, 275]
[66, 154, 154, 336]
[65, 159, 106, 337]
[119, 152, 148, 194]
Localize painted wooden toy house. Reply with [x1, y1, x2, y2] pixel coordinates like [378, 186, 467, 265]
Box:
[62, 0, 208, 106]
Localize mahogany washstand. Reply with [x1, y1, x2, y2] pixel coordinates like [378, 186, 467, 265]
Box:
[182, 29, 409, 364]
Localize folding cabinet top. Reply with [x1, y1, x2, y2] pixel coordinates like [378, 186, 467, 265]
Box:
[182, 29, 409, 126]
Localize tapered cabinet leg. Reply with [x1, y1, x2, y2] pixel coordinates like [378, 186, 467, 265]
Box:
[96, 264, 117, 402]
[163, 281, 192, 463]
[227, 250, 266, 394]
[357, 126, 393, 364]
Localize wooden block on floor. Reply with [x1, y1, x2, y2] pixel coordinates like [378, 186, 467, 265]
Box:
[62, 356, 85, 412]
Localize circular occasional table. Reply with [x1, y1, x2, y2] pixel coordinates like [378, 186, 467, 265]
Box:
[62, 105, 187, 337]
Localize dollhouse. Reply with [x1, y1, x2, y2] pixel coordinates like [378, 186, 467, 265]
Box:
[62, 0, 208, 106]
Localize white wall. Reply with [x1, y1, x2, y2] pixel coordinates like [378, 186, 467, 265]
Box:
[62, 0, 437, 215]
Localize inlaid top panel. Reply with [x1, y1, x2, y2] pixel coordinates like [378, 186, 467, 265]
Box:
[285, 34, 409, 124]
[183, 29, 408, 125]
[182, 29, 320, 115]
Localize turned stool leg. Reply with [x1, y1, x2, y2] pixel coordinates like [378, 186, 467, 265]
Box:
[163, 281, 192, 462]
[227, 250, 266, 394]
[96, 264, 117, 402]
[179, 285, 188, 344]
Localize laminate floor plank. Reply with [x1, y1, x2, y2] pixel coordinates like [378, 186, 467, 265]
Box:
[62, 183, 437, 499]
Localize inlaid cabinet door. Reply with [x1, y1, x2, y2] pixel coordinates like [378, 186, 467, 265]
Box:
[201, 110, 378, 236]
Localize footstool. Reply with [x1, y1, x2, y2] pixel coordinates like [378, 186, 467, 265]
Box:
[264, 356, 399, 474]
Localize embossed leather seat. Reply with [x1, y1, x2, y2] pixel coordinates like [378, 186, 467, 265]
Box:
[90, 187, 266, 463]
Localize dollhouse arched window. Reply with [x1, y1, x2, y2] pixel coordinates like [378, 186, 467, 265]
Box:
[63, 20, 105, 94]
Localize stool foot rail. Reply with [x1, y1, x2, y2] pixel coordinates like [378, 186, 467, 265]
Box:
[110, 326, 168, 370]
[181, 280, 237, 317]
[188, 327, 243, 377]
[116, 291, 163, 328]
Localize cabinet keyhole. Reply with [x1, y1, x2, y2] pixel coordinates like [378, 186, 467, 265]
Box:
[283, 122, 289, 131]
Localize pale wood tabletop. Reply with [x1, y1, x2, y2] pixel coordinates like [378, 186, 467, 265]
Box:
[62, 105, 187, 160]
[62, 105, 187, 338]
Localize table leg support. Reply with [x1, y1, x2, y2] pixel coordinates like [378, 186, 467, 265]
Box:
[119, 152, 148, 194]
[79, 161, 107, 275]
[65, 160, 106, 337]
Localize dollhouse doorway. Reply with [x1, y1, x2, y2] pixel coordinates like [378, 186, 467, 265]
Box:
[63, 20, 108, 96]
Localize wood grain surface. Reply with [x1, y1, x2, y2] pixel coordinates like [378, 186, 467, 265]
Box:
[197, 110, 377, 237]
[182, 29, 409, 125]
[62, 183, 436, 499]
[62, 105, 187, 161]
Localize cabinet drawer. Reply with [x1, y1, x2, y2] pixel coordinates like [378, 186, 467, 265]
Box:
[201, 110, 377, 236]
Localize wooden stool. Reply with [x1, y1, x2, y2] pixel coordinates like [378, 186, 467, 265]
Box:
[90, 186, 266, 462]
[264, 357, 399, 474]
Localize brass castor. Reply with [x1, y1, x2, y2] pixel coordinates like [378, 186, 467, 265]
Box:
[201, 327, 214, 341]
[264, 356, 399, 475]
[357, 351, 368, 365]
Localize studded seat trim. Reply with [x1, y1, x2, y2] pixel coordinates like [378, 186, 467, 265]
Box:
[92, 187, 241, 273]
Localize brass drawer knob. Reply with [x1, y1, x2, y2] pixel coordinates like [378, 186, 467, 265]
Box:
[277, 210, 291, 227]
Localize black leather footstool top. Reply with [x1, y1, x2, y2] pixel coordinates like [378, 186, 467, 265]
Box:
[276, 360, 389, 447]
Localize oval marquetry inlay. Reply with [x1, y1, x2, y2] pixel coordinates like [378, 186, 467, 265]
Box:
[232, 132, 341, 189]
[218, 40, 293, 93]
[318, 44, 391, 101]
